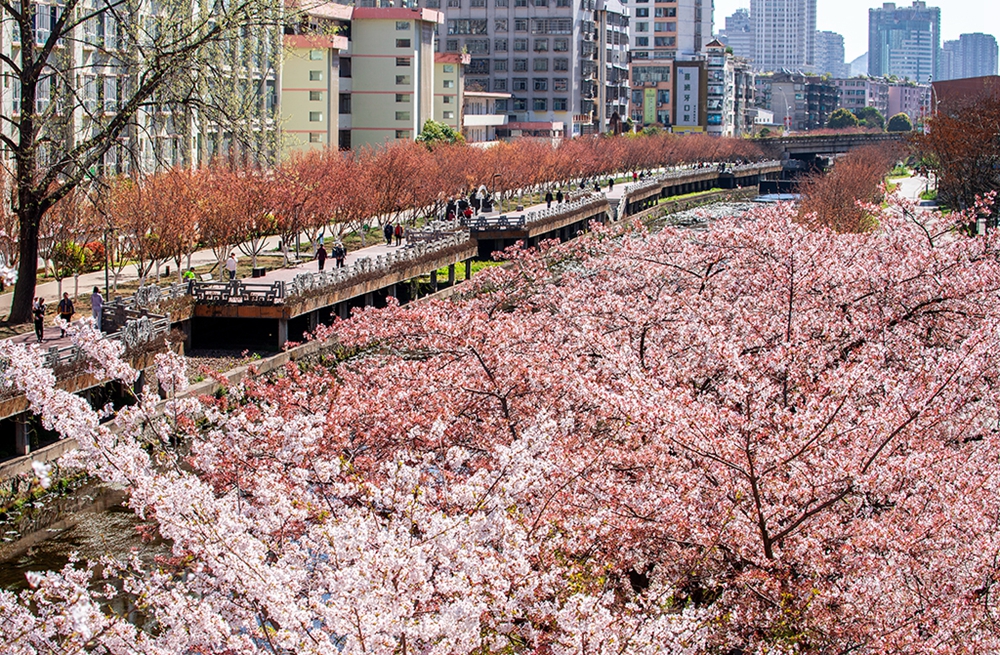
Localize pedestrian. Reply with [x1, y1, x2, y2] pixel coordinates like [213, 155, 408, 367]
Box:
[446, 198, 456, 220]
[394, 223, 404, 247]
[632, 171, 638, 182]
[594, 181, 600, 192]
[463, 205, 473, 221]
[91, 287, 103, 332]
[545, 190, 553, 208]
[383, 223, 394, 246]
[556, 189, 564, 204]
[334, 242, 346, 268]
[32, 297, 45, 343]
[608, 178, 614, 191]
[225, 252, 237, 280]
[57, 292, 74, 337]
[316, 243, 327, 270]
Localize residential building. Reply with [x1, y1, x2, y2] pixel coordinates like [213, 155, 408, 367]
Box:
[833, 77, 889, 116]
[940, 33, 998, 81]
[932, 75, 1000, 112]
[463, 91, 511, 142]
[426, 0, 629, 138]
[629, 60, 674, 128]
[750, 0, 816, 72]
[887, 81, 930, 123]
[814, 31, 847, 77]
[756, 71, 837, 130]
[434, 52, 469, 135]
[626, 0, 712, 63]
[280, 3, 351, 154]
[868, 1, 940, 82]
[347, 7, 441, 148]
[717, 8, 755, 60]
[704, 39, 755, 136]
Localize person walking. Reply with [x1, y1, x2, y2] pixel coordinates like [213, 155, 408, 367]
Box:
[32, 297, 45, 343]
[183, 267, 196, 293]
[334, 242, 346, 268]
[57, 292, 74, 338]
[91, 287, 104, 332]
[383, 223, 394, 246]
[608, 178, 614, 191]
[545, 190, 553, 208]
[556, 189, 564, 204]
[225, 253, 237, 280]
[394, 223, 404, 247]
[316, 243, 328, 271]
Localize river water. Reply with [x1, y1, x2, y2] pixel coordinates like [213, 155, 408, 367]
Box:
[0, 201, 761, 588]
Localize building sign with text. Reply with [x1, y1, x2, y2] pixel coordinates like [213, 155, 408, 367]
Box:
[674, 65, 700, 127]
[644, 88, 656, 124]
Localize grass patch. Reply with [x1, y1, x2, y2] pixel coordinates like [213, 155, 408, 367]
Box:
[920, 189, 938, 202]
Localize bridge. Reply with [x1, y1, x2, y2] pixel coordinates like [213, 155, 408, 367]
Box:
[758, 132, 908, 168]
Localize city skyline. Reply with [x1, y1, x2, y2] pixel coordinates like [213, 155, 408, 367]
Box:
[715, 0, 999, 64]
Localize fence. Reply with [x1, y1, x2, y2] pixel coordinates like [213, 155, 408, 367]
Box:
[37, 313, 171, 370]
[468, 193, 607, 233]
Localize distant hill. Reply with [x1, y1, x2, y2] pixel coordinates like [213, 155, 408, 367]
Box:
[850, 52, 869, 77]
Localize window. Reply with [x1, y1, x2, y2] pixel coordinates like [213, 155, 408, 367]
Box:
[654, 22, 675, 32]
[513, 59, 528, 71]
[556, 0, 569, 5]
[514, 0, 526, 6]
[396, 38, 411, 48]
[495, 18, 507, 32]
[636, 36, 649, 46]
[309, 111, 323, 122]
[443, 111, 455, 119]
[447, 0, 460, 6]
[448, 19, 487, 34]
[443, 79, 455, 88]
[534, 0, 547, 5]
[534, 38, 548, 52]
[310, 91, 323, 101]
[468, 58, 489, 74]
[553, 97, 567, 111]
[339, 130, 351, 150]
[396, 75, 412, 85]
[533, 58, 548, 71]
[553, 38, 568, 51]
[635, 7, 648, 16]
[512, 98, 526, 110]
[446, 39, 459, 51]
[396, 20, 410, 30]
[494, 59, 508, 71]
[309, 49, 323, 60]
[340, 58, 351, 77]
[309, 70, 323, 81]
[396, 111, 411, 121]
[533, 98, 547, 111]
[396, 93, 411, 102]
[657, 89, 670, 104]
[654, 36, 675, 47]
[495, 39, 508, 52]
[553, 78, 568, 92]
[443, 64, 455, 73]
[635, 22, 648, 32]
[466, 39, 489, 54]
[396, 130, 410, 139]
[514, 38, 527, 51]
[496, 0, 508, 6]
[339, 93, 351, 113]
[533, 78, 547, 91]
[396, 57, 411, 66]
[443, 95, 454, 103]
[514, 19, 527, 32]
[494, 78, 507, 91]
[654, 7, 675, 17]
[309, 133, 322, 143]
[553, 58, 568, 71]
[471, 0, 485, 5]
[101, 76, 116, 113]
[512, 78, 527, 91]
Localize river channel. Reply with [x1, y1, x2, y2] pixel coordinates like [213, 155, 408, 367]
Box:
[0, 200, 758, 589]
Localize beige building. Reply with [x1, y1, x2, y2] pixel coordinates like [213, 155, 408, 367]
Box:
[348, 7, 442, 149]
[434, 52, 469, 135]
[280, 5, 350, 154]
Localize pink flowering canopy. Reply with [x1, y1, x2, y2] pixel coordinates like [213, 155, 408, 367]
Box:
[3, 198, 1000, 654]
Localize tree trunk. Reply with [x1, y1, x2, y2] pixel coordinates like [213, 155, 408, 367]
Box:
[9, 209, 42, 324]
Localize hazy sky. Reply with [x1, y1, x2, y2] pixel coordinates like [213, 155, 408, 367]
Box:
[713, 0, 1000, 62]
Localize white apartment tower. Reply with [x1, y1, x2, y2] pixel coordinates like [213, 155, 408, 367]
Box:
[626, 0, 713, 61]
[750, 0, 816, 72]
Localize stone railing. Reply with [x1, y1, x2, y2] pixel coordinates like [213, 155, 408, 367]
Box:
[469, 193, 607, 232]
[37, 313, 171, 370]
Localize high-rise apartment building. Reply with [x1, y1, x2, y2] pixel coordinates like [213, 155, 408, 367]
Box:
[814, 31, 847, 77]
[750, 0, 816, 71]
[717, 8, 754, 60]
[626, 0, 712, 61]
[868, 1, 940, 82]
[422, 0, 628, 137]
[940, 33, 998, 81]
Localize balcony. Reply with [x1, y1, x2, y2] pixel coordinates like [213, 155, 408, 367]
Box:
[464, 113, 508, 127]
